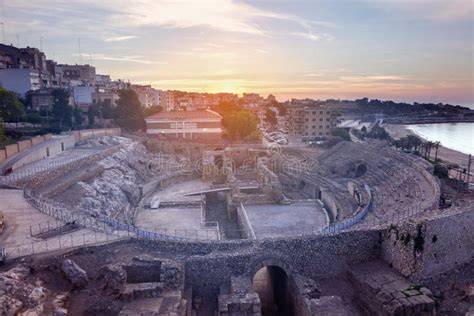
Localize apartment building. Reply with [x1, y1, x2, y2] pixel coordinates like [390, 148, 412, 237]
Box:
[159, 90, 176, 111]
[0, 68, 41, 96]
[60, 64, 96, 85]
[131, 84, 160, 108]
[287, 104, 338, 137]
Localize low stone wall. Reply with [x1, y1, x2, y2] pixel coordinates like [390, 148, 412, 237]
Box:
[381, 207, 474, 281]
[236, 204, 256, 239]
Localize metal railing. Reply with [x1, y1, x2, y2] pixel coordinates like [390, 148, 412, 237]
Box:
[4, 231, 123, 259]
[0, 153, 90, 186]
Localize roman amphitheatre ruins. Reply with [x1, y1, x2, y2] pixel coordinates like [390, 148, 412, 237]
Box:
[0, 128, 472, 315]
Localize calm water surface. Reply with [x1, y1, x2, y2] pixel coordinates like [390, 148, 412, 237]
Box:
[406, 123, 474, 155]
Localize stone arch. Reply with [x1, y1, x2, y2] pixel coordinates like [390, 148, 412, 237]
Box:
[245, 255, 293, 278]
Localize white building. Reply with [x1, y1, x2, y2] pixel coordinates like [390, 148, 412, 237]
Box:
[73, 86, 94, 106]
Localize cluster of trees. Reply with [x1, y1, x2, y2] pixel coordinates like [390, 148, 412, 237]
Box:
[393, 135, 440, 161]
[212, 101, 260, 141]
[355, 98, 467, 116]
[353, 124, 392, 141]
[0, 88, 162, 145]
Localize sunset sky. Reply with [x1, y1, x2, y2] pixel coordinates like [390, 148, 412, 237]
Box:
[3, 0, 473, 105]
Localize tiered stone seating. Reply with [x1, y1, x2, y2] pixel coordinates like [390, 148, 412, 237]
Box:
[287, 141, 441, 226]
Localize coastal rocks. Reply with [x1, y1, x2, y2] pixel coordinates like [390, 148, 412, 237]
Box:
[98, 264, 127, 295]
[61, 259, 88, 289]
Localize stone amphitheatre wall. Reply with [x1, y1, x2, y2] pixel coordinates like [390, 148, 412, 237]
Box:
[381, 207, 474, 282]
[133, 229, 381, 298]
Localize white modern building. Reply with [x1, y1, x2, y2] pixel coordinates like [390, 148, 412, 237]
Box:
[145, 109, 222, 140]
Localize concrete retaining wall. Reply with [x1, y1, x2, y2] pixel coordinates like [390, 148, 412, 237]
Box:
[1, 128, 120, 174]
[17, 139, 32, 151]
[8, 135, 75, 172]
[5, 144, 19, 158]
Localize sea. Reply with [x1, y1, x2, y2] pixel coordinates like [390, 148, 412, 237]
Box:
[406, 123, 474, 155]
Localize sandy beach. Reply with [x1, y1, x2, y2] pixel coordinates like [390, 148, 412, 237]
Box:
[385, 124, 471, 167]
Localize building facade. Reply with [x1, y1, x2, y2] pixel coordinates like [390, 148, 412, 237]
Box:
[145, 109, 222, 140]
[287, 104, 338, 137]
[0, 68, 41, 96]
[60, 64, 96, 85]
[131, 84, 160, 108]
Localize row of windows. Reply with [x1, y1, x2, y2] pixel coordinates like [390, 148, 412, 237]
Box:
[308, 125, 331, 129]
[310, 111, 331, 115]
[170, 122, 197, 129]
[304, 132, 330, 136]
[306, 118, 331, 122]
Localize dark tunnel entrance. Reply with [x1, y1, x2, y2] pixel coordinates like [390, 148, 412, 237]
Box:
[252, 265, 294, 316]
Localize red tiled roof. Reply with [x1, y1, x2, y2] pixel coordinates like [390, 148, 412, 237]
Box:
[145, 109, 222, 121]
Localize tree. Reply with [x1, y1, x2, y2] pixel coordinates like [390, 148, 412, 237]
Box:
[143, 105, 163, 117]
[0, 117, 8, 147]
[264, 109, 277, 127]
[213, 100, 260, 141]
[99, 102, 116, 119]
[87, 104, 99, 127]
[115, 89, 144, 131]
[24, 110, 42, 125]
[0, 87, 25, 122]
[73, 108, 84, 127]
[331, 128, 351, 141]
[222, 110, 259, 140]
[51, 88, 73, 130]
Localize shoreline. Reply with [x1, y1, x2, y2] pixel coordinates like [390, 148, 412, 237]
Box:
[385, 124, 470, 167]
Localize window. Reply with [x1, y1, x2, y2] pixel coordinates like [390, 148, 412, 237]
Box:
[320, 118, 323, 121]
[320, 111, 323, 114]
[327, 118, 330, 121]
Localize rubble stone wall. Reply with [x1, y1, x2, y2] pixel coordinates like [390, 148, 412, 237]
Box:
[381, 207, 474, 281]
[134, 229, 382, 300]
